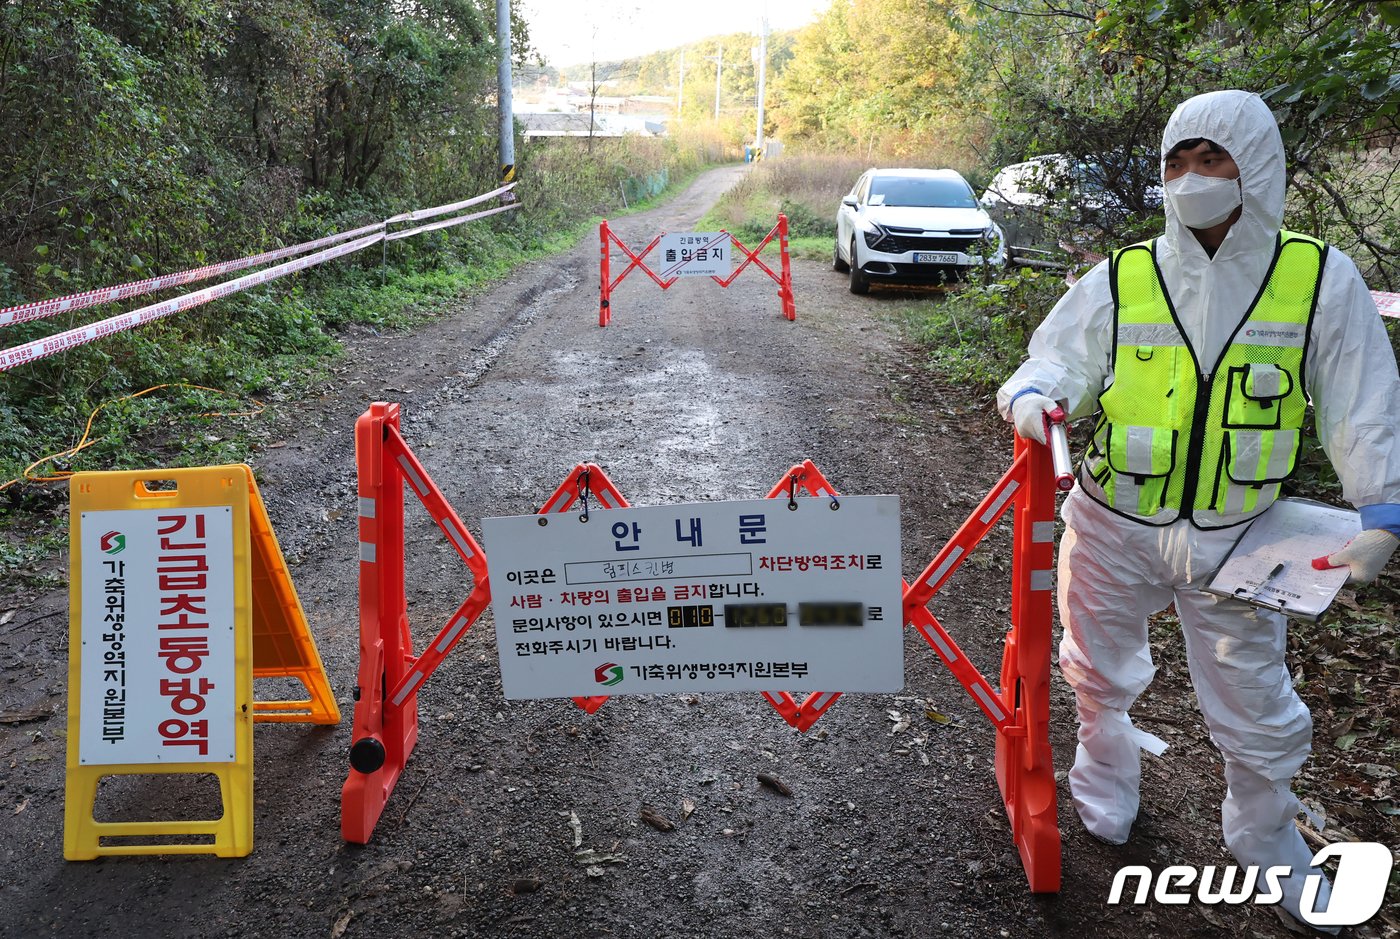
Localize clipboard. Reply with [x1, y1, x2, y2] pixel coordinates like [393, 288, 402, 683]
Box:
[1203, 498, 1361, 621]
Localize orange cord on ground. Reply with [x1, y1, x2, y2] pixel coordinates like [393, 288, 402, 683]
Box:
[0, 383, 264, 493]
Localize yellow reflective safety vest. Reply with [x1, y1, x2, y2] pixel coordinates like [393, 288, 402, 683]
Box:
[1081, 231, 1326, 528]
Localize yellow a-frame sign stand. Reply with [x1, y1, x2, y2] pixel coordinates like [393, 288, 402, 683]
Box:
[65, 465, 339, 860]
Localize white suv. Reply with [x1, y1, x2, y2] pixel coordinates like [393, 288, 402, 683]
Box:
[834, 168, 1005, 294]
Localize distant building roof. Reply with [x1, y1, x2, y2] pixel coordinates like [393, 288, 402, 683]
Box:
[518, 112, 665, 138]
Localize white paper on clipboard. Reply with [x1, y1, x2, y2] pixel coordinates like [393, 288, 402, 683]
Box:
[1203, 498, 1361, 621]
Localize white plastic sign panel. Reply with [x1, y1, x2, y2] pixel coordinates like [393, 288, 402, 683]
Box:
[482, 496, 904, 698]
[658, 232, 734, 278]
[77, 507, 238, 764]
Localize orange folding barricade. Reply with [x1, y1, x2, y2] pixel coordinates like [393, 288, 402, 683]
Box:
[342, 403, 492, 844]
[902, 434, 1061, 892]
[341, 400, 1060, 893]
[598, 216, 796, 326]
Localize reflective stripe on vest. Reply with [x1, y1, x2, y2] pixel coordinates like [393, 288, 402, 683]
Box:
[1081, 231, 1326, 528]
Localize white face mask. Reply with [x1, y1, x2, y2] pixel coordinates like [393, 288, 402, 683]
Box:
[1165, 172, 1242, 229]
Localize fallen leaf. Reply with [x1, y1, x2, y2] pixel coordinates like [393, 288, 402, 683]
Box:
[14, 798, 29, 815]
[925, 708, 952, 725]
[887, 709, 911, 735]
[1327, 714, 1356, 740]
[680, 798, 696, 822]
[640, 805, 675, 832]
[757, 773, 792, 797]
[0, 610, 14, 625]
[508, 877, 542, 895]
[331, 909, 354, 938]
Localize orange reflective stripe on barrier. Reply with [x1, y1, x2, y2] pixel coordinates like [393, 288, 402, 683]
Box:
[598, 216, 796, 326]
[901, 432, 1062, 893]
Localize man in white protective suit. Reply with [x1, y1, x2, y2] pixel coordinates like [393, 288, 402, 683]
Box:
[996, 89, 1400, 930]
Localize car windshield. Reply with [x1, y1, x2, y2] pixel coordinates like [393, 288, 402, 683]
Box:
[869, 176, 976, 208]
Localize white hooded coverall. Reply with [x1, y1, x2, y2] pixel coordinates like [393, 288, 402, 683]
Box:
[997, 90, 1400, 925]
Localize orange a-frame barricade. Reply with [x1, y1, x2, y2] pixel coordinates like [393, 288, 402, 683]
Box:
[759, 451, 1061, 892]
[534, 460, 851, 731]
[342, 400, 1059, 893]
[342, 402, 493, 843]
[904, 434, 1062, 893]
[597, 215, 796, 326]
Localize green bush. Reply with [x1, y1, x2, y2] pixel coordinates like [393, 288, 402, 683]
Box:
[903, 267, 1069, 389]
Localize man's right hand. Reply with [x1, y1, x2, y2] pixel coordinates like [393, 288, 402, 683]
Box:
[1322, 529, 1400, 585]
[1011, 392, 1059, 444]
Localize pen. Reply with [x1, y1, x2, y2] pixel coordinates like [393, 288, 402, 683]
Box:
[1236, 562, 1286, 602]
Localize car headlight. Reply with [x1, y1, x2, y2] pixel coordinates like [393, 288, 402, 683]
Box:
[863, 224, 889, 250]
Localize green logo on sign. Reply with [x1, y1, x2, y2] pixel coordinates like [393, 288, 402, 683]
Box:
[100, 531, 126, 555]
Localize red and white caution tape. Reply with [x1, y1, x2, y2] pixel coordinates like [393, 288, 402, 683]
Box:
[385, 202, 520, 242]
[1373, 291, 1399, 319]
[0, 185, 520, 372]
[385, 182, 516, 225]
[0, 221, 386, 328]
[0, 231, 384, 372]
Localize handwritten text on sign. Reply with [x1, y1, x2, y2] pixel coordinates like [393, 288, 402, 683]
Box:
[482, 496, 904, 698]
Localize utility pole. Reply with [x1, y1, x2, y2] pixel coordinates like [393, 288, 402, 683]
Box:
[754, 19, 768, 151]
[496, 0, 514, 187]
[711, 46, 723, 121]
[677, 50, 685, 119]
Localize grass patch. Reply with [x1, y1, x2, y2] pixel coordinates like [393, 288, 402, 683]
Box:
[899, 266, 1068, 388]
[700, 152, 868, 242]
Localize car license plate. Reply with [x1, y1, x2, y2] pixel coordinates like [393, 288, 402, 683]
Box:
[914, 252, 959, 264]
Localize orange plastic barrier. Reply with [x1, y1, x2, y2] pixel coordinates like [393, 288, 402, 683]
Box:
[341, 402, 491, 844]
[341, 400, 1061, 895]
[597, 216, 796, 326]
[543, 459, 847, 731]
[903, 433, 1061, 893]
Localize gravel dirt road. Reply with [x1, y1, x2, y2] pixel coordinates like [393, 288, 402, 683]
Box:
[0, 165, 1375, 939]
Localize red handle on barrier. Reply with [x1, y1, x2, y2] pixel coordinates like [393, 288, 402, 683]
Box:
[1044, 407, 1074, 492]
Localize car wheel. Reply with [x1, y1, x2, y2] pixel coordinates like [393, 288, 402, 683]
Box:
[848, 239, 870, 295]
[832, 239, 849, 273]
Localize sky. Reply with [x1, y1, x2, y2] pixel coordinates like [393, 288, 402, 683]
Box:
[519, 0, 831, 68]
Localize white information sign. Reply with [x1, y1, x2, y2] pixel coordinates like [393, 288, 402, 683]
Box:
[658, 232, 734, 278]
[78, 506, 237, 764]
[482, 496, 904, 698]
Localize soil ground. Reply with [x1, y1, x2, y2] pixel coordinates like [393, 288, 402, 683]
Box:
[0, 165, 1392, 939]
